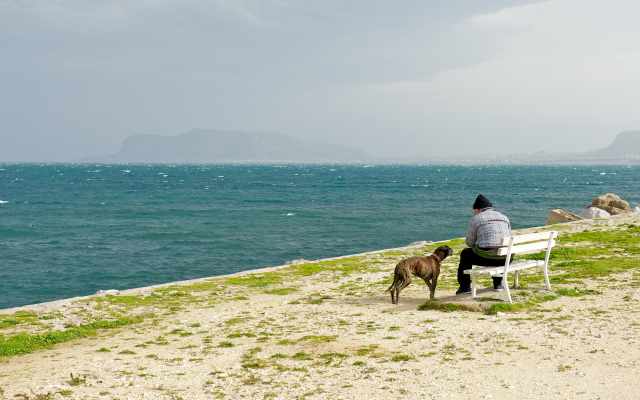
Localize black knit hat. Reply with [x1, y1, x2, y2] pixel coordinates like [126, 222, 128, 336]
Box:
[473, 194, 492, 209]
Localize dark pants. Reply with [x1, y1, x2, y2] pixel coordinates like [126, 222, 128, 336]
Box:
[457, 248, 506, 288]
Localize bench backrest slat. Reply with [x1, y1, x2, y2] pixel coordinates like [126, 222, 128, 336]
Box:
[497, 239, 556, 256]
[499, 231, 557, 246]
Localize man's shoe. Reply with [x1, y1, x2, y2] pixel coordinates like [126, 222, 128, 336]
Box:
[493, 284, 504, 291]
[456, 287, 472, 295]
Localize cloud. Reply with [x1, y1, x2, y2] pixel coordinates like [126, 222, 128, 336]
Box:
[1, 0, 638, 160]
[263, 0, 640, 156]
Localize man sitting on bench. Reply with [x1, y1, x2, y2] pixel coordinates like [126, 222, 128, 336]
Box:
[456, 195, 512, 295]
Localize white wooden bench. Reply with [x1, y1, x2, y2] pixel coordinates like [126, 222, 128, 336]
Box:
[463, 231, 558, 303]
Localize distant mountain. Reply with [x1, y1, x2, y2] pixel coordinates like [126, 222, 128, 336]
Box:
[591, 130, 640, 157]
[83, 129, 372, 163]
[374, 130, 640, 165]
[82, 128, 640, 165]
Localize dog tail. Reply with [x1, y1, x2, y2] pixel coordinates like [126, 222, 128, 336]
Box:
[386, 274, 401, 293]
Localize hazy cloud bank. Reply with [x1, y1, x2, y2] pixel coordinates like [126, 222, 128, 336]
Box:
[1, 0, 639, 161]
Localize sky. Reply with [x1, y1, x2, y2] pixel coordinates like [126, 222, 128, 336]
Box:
[1, 0, 640, 161]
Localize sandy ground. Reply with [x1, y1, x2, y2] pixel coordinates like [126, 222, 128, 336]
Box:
[2, 214, 640, 400]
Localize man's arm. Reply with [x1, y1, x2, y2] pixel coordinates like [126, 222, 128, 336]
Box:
[465, 218, 477, 247]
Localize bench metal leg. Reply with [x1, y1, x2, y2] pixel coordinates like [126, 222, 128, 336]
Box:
[542, 267, 551, 290]
[471, 276, 477, 299]
[533, 273, 552, 291]
[503, 275, 512, 303]
[513, 271, 519, 289]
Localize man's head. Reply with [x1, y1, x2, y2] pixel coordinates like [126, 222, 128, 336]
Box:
[473, 194, 492, 215]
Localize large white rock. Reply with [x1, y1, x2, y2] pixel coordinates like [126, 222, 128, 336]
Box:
[580, 207, 611, 219]
[546, 209, 584, 225]
[588, 193, 630, 215]
[633, 206, 640, 213]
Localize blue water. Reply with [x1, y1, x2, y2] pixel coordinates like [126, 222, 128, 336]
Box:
[1, 163, 639, 309]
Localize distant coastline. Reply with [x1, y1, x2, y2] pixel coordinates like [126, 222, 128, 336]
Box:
[79, 128, 640, 165]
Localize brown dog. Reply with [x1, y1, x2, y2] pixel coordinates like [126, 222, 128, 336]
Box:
[386, 245, 453, 304]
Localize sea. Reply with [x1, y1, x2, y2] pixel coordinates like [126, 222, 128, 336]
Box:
[1, 163, 639, 310]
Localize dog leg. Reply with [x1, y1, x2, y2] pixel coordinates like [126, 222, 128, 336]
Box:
[424, 278, 437, 299]
[391, 276, 404, 304]
[387, 272, 402, 304]
[395, 274, 411, 304]
[424, 279, 433, 297]
[430, 276, 438, 299]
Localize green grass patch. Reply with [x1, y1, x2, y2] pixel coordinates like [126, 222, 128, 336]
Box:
[299, 335, 337, 343]
[442, 304, 459, 313]
[0, 311, 39, 330]
[556, 288, 601, 297]
[356, 347, 375, 356]
[320, 352, 348, 359]
[227, 332, 256, 338]
[0, 314, 154, 357]
[264, 288, 299, 295]
[284, 257, 369, 277]
[94, 294, 167, 308]
[417, 299, 435, 310]
[383, 251, 409, 256]
[486, 303, 526, 315]
[242, 359, 268, 369]
[436, 238, 466, 248]
[224, 317, 249, 326]
[67, 373, 86, 386]
[292, 352, 312, 360]
[225, 273, 284, 288]
[391, 355, 414, 362]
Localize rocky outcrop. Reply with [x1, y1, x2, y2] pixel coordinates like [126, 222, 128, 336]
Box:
[587, 193, 630, 215]
[592, 130, 640, 157]
[82, 129, 373, 163]
[284, 259, 310, 265]
[546, 209, 584, 225]
[407, 241, 434, 247]
[580, 207, 611, 219]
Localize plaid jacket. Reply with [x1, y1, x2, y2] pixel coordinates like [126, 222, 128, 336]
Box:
[465, 207, 511, 249]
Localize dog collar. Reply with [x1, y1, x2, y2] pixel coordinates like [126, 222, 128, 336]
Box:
[431, 253, 441, 265]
